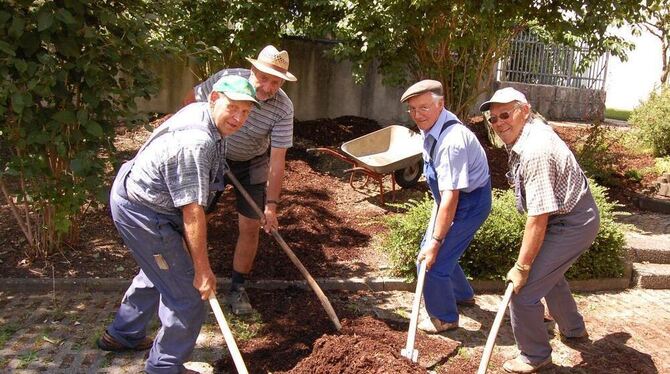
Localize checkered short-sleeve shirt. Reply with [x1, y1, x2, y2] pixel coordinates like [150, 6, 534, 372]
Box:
[508, 116, 588, 216]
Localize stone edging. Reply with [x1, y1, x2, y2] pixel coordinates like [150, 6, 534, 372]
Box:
[633, 194, 670, 214]
[0, 263, 633, 294]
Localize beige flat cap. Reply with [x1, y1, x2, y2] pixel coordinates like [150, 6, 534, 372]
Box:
[400, 79, 443, 103]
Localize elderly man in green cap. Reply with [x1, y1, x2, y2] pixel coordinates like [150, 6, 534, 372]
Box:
[98, 76, 258, 374]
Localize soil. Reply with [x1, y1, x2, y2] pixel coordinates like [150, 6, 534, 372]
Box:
[214, 288, 464, 374]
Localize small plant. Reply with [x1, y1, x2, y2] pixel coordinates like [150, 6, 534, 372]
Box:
[575, 123, 618, 186]
[624, 169, 644, 183]
[629, 84, 670, 157]
[655, 156, 670, 175]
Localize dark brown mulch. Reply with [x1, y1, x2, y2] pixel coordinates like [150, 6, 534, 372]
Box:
[215, 288, 460, 374]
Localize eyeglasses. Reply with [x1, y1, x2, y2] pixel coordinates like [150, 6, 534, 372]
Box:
[406, 106, 431, 115]
[487, 105, 519, 124]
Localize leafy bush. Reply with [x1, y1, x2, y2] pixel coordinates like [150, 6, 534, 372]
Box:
[656, 156, 670, 175]
[0, 2, 159, 255]
[629, 84, 670, 157]
[382, 180, 626, 281]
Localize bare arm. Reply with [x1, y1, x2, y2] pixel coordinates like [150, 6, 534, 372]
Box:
[517, 213, 549, 266]
[182, 202, 216, 300]
[262, 147, 287, 233]
[418, 189, 459, 269]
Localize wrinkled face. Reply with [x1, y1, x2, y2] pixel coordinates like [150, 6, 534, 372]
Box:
[488, 101, 530, 146]
[406, 92, 443, 132]
[249, 67, 285, 101]
[209, 92, 252, 136]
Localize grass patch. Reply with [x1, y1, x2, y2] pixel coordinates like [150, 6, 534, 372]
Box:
[16, 350, 38, 369]
[605, 108, 632, 121]
[0, 323, 20, 348]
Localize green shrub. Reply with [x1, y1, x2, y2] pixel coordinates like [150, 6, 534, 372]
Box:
[604, 108, 632, 121]
[575, 123, 617, 186]
[656, 156, 670, 175]
[629, 84, 670, 157]
[381, 180, 626, 281]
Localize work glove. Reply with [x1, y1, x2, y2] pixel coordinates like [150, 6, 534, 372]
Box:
[506, 262, 531, 294]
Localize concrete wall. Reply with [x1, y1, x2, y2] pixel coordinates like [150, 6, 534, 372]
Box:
[137, 39, 412, 125]
[136, 39, 604, 123]
[497, 81, 606, 122]
[136, 56, 199, 114]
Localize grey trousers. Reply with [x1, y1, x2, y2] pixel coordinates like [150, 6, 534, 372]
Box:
[510, 189, 600, 364]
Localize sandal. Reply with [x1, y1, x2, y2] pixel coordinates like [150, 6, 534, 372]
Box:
[96, 330, 153, 352]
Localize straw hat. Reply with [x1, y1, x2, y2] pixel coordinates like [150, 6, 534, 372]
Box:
[246, 45, 297, 82]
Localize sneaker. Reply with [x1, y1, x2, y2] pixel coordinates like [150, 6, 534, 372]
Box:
[226, 287, 255, 315]
[503, 356, 552, 373]
[417, 317, 458, 333]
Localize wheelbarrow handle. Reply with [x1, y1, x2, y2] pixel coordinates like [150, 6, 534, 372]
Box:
[477, 282, 514, 374]
[224, 169, 342, 331]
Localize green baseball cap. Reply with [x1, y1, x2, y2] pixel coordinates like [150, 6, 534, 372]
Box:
[212, 75, 260, 107]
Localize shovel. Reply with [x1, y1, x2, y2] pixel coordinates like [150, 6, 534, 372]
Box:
[209, 294, 249, 374]
[401, 259, 427, 362]
[476, 282, 514, 374]
[224, 170, 342, 331]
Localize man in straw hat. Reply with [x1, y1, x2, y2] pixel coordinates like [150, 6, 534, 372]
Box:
[480, 87, 600, 373]
[401, 79, 492, 333]
[183, 45, 297, 315]
[98, 76, 258, 373]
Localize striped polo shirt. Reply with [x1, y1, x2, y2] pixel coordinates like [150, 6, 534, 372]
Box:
[194, 68, 294, 161]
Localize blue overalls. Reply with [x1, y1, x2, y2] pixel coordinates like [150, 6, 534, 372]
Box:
[422, 120, 492, 324]
[106, 122, 223, 374]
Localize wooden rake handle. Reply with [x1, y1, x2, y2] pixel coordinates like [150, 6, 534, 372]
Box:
[208, 295, 249, 374]
[401, 259, 427, 362]
[477, 282, 514, 374]
[224, 170, 342, 331]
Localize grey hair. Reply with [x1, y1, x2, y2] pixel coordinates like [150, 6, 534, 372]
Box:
[431, 92, 444, 103]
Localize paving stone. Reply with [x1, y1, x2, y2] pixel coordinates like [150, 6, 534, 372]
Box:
[633, 263, 670, 289]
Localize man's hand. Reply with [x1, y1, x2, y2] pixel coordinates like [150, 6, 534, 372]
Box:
[262, 205, 278, 234]
[193, 267, 217, 300]
[417, 239, 441, 269]
[506, 262, 531, 293]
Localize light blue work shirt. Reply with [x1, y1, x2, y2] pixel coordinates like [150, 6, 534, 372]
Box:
[421, 109, 490, 193]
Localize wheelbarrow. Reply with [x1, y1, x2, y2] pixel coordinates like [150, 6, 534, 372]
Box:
[308, 125, 424, 204]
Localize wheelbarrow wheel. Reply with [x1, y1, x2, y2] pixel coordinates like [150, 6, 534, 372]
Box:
[394, 160, 423, 188]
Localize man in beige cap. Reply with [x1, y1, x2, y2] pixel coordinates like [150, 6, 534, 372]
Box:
[183, 45, 297, 315]
[480, 87, 599, 373]
[402, 79, 492, 333]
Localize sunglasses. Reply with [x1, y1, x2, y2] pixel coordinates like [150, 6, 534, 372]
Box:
[487, 105, 520, 124]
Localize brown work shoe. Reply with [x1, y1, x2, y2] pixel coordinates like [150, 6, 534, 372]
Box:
[96, 330, 153, 352]
[417, 317, 458, 333]
[560, 329, 589, 343]
[503, 356, 552, 373]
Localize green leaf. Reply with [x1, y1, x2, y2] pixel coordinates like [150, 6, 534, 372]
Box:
[11, 93, 24, 114]
[14, 59, 27, 73]
[53, 110, 76, 123]
[37, 10, 54, 31]
[55, 9, 77, 25]
[8, 16, 25, 39]
[55, 37, 80, 57]
[85, 121, 103, 137]
[0, 40, 15, 56]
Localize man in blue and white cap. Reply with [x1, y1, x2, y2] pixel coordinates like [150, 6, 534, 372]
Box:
[481, 87, 600, 373]
[98, 76, 258, 374]
[401, 79, 492, 333]
[183, 45, 297, 316]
